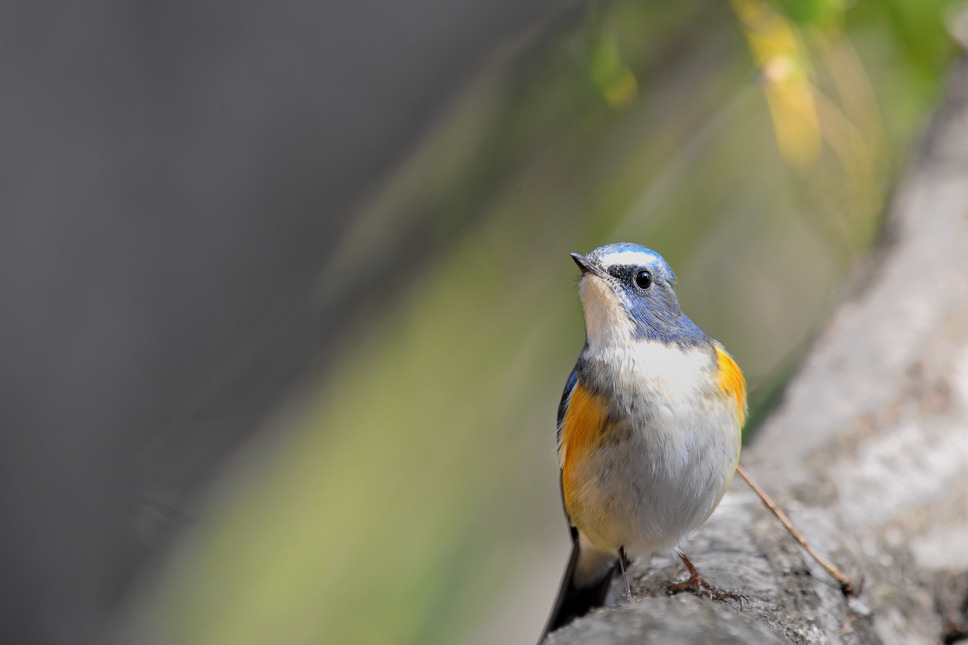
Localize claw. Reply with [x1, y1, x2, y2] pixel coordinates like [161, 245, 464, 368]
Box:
[667, 552, 747, 607]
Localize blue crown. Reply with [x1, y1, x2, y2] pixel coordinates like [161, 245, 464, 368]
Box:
[586, 243, 677, 284]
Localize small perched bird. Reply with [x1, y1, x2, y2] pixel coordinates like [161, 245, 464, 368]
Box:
[541, 243, 747, 638]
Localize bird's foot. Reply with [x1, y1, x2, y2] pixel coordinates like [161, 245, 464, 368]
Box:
[667, 552, 747, 606]
[665, 572, 747, 605]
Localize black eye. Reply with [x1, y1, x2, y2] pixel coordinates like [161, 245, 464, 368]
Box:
[634, 269, 653, 289]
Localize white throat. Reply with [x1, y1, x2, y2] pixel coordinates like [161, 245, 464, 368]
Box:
[579, 275, 634, 350]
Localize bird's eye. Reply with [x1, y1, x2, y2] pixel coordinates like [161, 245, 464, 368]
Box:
[634, 269, 653, 290]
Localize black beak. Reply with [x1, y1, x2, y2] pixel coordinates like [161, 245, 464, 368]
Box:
[570, 252, 601, 277]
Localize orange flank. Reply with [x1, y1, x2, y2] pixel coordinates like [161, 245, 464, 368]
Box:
[714, 343, 748, 427]
[559, 381, 608, 518]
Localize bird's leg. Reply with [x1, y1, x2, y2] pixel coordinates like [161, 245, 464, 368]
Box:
[617, 546, 633, 601]
[667, 552, 746, 605]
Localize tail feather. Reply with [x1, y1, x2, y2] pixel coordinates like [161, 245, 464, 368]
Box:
[539, 530, 617, 641]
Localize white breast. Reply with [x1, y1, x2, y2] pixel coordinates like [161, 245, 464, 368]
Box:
[570, 340, 741, 557]
[627, 341, 712, 400]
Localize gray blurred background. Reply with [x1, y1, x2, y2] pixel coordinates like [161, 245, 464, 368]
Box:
[0, 2, 570, 642]
[0, 1, 956, 644]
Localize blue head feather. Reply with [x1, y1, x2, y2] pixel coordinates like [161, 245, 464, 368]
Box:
[580, 243, 707, 347]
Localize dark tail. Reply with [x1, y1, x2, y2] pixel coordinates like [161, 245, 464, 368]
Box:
[539, 529, 617, 641]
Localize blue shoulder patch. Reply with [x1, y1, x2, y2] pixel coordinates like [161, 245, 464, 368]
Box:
[556, 367, 579, 443]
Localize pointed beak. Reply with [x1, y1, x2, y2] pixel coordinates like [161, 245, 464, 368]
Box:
[571, 252, 603, 277]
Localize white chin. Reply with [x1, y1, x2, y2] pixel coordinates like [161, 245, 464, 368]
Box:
[580, 276, 633, 347]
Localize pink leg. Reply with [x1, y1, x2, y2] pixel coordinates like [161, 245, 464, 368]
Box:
[617, 546, 632, 601]
[667, 552, 746, 605]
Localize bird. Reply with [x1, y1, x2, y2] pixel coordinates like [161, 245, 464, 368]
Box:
[541, 243, 747, 639]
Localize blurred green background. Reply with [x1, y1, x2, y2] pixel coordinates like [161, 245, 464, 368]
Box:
[122, 0, 956, 643]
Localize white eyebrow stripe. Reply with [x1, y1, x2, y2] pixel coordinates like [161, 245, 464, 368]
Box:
[597, 250, 658, 268]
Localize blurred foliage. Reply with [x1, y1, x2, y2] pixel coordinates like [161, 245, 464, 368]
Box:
[124, 0, 956, 644]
